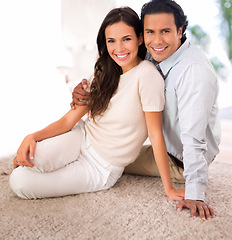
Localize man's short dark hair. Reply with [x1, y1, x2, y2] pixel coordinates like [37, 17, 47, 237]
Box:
[141, 0, 188, 43]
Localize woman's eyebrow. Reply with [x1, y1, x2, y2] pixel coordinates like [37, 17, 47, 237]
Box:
[122, 34, 132, 38]
[106, 34, 133, 40]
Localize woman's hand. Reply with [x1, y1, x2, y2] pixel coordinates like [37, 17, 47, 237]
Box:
[165, 188, 185, 201]
[16, 134, 36, 168]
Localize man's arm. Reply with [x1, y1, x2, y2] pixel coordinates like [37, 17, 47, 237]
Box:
[70, 79, 90, 109]
[176, 63, 218, 220]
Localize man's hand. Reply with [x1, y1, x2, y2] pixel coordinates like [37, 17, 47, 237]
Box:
[70, 79, 90, 109]
[176, 199, 215, 220]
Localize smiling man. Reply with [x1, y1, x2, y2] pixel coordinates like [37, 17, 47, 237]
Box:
[125, 0, 221, 220]
[71, 0, 221, 221]
[144, 12, 182, 63]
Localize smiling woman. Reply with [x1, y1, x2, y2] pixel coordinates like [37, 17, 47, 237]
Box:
[105, 22, 143, 73]
[9, 6, 184, 202]
[88, 7, 147, 119]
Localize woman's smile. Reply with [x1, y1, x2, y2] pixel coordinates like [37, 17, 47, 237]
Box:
[105, 21, 142, 73]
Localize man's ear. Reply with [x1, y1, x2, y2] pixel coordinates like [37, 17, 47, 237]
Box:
[178, 26, 183, 40]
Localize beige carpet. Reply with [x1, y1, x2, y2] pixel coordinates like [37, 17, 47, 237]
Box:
[1, 119, 231, 240]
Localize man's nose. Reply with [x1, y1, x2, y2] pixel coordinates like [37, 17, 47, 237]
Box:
[153, 34, 163, 45]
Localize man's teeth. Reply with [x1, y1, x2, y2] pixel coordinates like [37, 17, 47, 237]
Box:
[153, 47, 166, 52]
[117, 54, 128, 58]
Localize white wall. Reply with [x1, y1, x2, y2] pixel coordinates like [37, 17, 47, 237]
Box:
[60, 0, 115, 87]
[0, 0, 70, 157]
[0, 0, 115, 157]
[0, 0, 231, 157]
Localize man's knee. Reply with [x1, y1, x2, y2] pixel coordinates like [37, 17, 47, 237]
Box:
[168, 155, 185, 183]
[124, 145, 159, 176]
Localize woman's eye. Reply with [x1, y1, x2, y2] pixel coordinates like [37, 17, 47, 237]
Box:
[124, 38, 131, 41]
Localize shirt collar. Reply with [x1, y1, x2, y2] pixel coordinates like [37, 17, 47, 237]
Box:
[159, 40, 190, 76]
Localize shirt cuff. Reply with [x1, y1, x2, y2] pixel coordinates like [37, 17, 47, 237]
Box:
[185, 182, 206, 201]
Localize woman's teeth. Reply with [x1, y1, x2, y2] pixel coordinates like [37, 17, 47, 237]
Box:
[116, 54, 128, 58]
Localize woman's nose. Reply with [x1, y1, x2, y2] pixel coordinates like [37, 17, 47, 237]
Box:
[116, 42, 125, 52]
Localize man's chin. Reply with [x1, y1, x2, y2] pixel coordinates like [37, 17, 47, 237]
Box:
[150, 55, 165, 63]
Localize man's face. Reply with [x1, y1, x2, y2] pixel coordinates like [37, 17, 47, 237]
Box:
[144, 13, 183, 63]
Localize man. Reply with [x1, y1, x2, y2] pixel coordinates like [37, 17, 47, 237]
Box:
[71, 0, 221, 220]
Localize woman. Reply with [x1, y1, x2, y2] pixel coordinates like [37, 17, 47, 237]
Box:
[10, 7, 184, 200]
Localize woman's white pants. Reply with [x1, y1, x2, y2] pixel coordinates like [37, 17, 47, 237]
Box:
[9, 121, 124, 199]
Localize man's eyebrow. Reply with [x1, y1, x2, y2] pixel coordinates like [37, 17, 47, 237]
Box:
[144, 27, 172, 32]
[144, 28, 154, 31]
[162, 27, 172, 31]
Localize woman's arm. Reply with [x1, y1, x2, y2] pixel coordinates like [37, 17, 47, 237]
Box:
[16, 105, 88, 167]
[32, 106, 88, 141]
[145, 111, 184, 201]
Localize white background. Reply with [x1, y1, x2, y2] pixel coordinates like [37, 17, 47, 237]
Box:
[0, 0, 231, 157]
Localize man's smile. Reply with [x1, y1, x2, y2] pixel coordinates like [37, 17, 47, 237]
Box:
[150, 46, 168, 53]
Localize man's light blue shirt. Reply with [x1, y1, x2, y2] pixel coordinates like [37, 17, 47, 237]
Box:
[147, 40, 221, 201]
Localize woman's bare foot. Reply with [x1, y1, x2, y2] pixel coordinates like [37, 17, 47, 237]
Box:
[13, 157, 19, 169]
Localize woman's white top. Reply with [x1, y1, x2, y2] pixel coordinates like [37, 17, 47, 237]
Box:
[85, 60, 165, 167]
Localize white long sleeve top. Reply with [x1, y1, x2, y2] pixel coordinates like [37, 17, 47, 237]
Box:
[147, 40, 221, 201]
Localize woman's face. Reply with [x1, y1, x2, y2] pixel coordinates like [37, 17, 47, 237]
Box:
[105, 21, 143, 74]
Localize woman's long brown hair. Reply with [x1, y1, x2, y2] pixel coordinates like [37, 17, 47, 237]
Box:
[88, 7, 147, 120]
